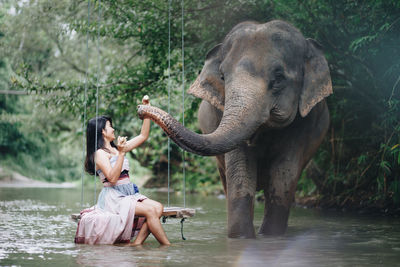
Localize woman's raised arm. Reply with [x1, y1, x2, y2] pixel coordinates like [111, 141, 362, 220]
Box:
[124, 95, 151, 152]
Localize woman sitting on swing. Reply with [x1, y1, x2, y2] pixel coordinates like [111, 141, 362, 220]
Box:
[75, 95, 170, 246]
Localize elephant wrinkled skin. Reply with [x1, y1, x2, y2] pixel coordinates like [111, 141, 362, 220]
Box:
[138, 20, 332, 238]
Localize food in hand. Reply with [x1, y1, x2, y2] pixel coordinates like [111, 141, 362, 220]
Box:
[142, 95, 150, 105]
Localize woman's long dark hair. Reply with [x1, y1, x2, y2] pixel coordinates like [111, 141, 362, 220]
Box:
[84, 115, 117, 175]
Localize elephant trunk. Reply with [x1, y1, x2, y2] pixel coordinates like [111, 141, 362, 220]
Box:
[137, 105, 252, 156]
[138, 75, 266, 156]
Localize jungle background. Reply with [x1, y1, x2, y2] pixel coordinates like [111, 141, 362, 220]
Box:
[0, 0, 399, 213]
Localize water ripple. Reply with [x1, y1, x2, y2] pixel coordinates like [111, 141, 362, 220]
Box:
[1, 188, 400, 266]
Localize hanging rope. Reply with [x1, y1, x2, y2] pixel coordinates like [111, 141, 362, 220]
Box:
[81, 0, 91, 208]
[167, 0, 171, 208]
[180, 2, 189, 240]
[94, 0, 102, 206]
[166, 0, 186, 209]
[181, 0, 186, 208]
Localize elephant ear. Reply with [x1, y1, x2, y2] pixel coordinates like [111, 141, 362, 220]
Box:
[299, 38, 333, 117]
[188, 44, 225, 111]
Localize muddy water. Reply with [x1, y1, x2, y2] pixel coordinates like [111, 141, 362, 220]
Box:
[1, 187, 399, 266]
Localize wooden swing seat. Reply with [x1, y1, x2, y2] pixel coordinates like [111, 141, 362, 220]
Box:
[71, 206, 195, 222]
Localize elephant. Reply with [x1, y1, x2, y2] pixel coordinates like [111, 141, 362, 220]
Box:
[138, 20, 332, 238]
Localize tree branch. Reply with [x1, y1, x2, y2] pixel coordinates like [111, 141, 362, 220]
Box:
[43, 27, 87, 75]
[0, 90, 28, 95]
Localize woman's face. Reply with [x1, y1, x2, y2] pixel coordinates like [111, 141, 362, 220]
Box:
[102, 120, 115, 141]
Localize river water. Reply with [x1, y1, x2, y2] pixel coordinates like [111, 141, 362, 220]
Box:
[0, 187, 399, 266]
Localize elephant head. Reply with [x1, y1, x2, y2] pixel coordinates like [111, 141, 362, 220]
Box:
[138, 20, 332, 156]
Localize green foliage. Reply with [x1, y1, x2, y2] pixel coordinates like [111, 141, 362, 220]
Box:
[1, 0, 400, 211]
[281, 0, 400, 211]
[297, 173, 317, 198]
[0, 2, 82, 182]
[0, 94, 81, 182]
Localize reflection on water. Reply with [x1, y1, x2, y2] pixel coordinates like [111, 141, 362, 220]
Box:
[1, 187, 400, 266]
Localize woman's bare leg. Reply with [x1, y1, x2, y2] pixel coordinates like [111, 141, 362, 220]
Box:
[133, 199, 164, 245]
[134, 199, 170, 245]
[132, 222, 150, 245]
[141, 198, 164, 217]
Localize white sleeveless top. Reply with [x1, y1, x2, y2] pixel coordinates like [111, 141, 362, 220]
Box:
[96, 155, 130, 186]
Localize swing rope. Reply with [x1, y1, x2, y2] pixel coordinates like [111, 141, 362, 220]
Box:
[93, 0, 102, 206]
[167, 0, 171, 208]
[165, 0, 190, 240]
[167, 0, 187, 209]
[80, 0, 91, 208]
[181, 0, 186, 209]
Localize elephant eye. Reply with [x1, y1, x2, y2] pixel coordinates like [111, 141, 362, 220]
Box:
[269, 70, 285, 92]
[274, 72, 285, 84]
[220, 73, 224, 81]
[270, 71, 285, 89]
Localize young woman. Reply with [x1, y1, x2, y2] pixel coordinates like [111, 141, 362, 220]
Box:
[75, 95, 170, 246]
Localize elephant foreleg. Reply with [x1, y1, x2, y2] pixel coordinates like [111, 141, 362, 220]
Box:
[225, 144, 257, 238]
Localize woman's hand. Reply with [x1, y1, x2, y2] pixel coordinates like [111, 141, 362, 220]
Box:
[117, 136, 128, 154]
[142, 95, 150, 105]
